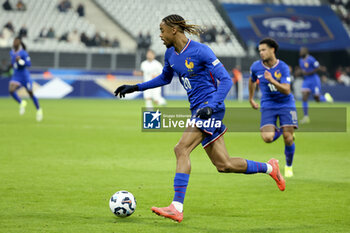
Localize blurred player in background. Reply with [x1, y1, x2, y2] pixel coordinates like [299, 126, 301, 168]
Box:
[249, 38, 297, 178]
[299, 47, 333, 124]
[115, 15, 285, 223]
[9, 37, 43, 121]
[133, 49, 166, 108]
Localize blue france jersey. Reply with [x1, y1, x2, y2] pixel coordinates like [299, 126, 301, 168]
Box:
[250, 60, 295, 109]
[299, 55, 319, 79]
[10, 49, 31, 79]
[138, 39, 232, 111]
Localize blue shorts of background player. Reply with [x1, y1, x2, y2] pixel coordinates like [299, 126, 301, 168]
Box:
[260, 108, 298, 130]
[191, 105, 227, 148]
[11, 75, 33, 91]
[302, 77, 321, 96]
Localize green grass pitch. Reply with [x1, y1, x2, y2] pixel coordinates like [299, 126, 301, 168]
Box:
[0, 98, 349, 233]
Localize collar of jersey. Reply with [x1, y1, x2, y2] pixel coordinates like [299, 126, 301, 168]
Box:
[302, 55, 309, 61]
[261, 59, 279, 70]
[12, 48, 23, 53]
[175, 39, 191, 55]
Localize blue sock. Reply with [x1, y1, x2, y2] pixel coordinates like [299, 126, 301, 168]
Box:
[272, 128, 282, 142]
[245, 160, 267, 174]
[173, 173, 190, 204]
[319, 95, 326, 102]
[10, 92, 22, 104]
[302, 101, 308, 116]
[31, 95, 40, 110]
[285, 143, 295, 167]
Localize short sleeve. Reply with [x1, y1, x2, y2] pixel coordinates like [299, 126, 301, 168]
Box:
[280, 63, 291, 84]
[310, 56, 319, 69]
[250, 65, 257, 82]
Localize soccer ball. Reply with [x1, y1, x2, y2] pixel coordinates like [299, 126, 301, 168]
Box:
[109, 190, 136, 217]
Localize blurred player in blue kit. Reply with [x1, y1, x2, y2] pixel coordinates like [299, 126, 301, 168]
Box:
[9, 37, 43, 121]
[115, 15, 285, 223]
[249, 38, 297, 178]
[299, 47, 333, 124]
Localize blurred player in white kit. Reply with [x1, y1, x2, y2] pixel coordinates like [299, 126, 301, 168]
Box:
[134, 49, 167, 108]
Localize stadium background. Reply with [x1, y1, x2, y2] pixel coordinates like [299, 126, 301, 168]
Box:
[0, 0, 350, 232]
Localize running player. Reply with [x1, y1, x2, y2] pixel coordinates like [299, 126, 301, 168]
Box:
[299, 47, 333, 124]
[114, 15, 285, 223]
[134, 49, 166, 108]
[249, 38, 297, 178]
[9, 37, 42, 121]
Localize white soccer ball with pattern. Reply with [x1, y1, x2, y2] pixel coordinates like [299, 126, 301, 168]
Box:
[109, 190, 136, 217]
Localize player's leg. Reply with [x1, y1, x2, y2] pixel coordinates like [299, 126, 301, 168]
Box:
[314, 93, 333, 103]
[9, 81, 27, 115]
[260, 109, 281, 143]
[261, 125, 281, 143]
[301, 89, 310, 124]
[151, 126, 204, 222]
[282, 126, 295, 177]
[204, 135, 248, 173]
[280, 107, 297, 177]
[313, 84, 322, 102]
[25, 81, 43, 121]
[9, 81, 22, 104]
[204, 135, 285, 191]
[174, 126, 204, 173]
[313, 79, 333, 103]
[143, 89, 153, 109]
[152, 87, 166, 106]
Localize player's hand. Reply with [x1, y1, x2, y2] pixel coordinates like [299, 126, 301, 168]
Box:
[16, 56, 21, 61]
[264, 70, 273, 82]
[249, 99, 259, 110]
[114, 85, 139, 98]
[195, 106, 213, 119]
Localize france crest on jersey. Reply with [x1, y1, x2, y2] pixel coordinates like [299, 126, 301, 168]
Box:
[250, 59, 295, 109]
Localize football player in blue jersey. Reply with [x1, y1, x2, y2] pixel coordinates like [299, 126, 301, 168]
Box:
[9, 37, 42, 121]
[249, 38, 297, 179]
[299, 47, 333, 124]
[115, 15, 285, 223]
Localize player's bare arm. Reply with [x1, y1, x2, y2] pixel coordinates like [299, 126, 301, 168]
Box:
[264, 70, 291, 95]
[302, 66, 319, 76]
[248, 78, 259, 109]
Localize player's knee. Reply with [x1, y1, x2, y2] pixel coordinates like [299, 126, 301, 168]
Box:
[283, 134, 294, 145]
[302, 95, 308, 102]
[215, 161, 235, 173]
[261, 134, 274, 143]
[216, 164, 231, 173]
[9, 86, 16, 93]
[174, 143, 188, 158]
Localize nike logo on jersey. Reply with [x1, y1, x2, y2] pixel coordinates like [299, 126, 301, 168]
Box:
[170, 64, 174, 67]
[257, 75, 263, 79]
